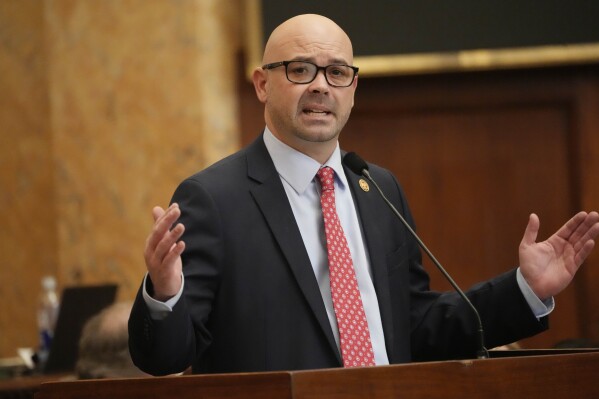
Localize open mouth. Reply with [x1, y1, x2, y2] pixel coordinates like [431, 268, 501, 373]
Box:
[303, 108, 331, 115]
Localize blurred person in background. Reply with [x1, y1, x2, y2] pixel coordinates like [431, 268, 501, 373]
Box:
[77, 302, 146, 379]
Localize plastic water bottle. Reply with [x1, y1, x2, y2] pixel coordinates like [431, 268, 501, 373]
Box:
[37, 275, 59, 368]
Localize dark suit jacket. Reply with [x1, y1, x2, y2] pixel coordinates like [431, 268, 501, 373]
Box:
[129, 134, 547, 375]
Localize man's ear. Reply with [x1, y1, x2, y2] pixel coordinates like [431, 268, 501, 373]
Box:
[252, 67, 268, 104]
[351, 75, 358, 108]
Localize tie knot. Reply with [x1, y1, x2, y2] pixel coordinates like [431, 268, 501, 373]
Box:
[317, 167, 335, 191]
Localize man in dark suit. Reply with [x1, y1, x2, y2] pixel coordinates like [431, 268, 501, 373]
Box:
[128, 14, 599, 375]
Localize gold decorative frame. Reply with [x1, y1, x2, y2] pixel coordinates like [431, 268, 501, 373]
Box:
[244, 0, 599, 79]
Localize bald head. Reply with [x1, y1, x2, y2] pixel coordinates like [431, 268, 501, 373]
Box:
[97, 302, 132, 335]
[253, 14, 358, 164]
[262, 14, 354, 65]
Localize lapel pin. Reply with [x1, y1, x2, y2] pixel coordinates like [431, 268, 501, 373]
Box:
[359, 179, 370, 192]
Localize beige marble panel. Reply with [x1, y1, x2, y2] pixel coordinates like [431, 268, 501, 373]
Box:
[0, 1, 58, 357]
[0, 0, 242, 358]
[195, 0, 242, 166]
[46, 0, 241, 293]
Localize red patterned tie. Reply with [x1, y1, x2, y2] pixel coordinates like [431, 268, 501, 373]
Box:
[316, 166, 376, 367]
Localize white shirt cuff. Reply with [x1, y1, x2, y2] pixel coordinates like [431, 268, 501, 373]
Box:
[516, 267, 554, 319]
[142, 273, 185, 320]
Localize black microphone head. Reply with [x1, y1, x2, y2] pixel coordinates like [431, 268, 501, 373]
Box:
[343, 152, 369, 175]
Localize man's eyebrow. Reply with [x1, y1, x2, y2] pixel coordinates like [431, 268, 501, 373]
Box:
[290, 57, 352, 65]
[289, 56, 314, 63]
[329, 58, 351, 65]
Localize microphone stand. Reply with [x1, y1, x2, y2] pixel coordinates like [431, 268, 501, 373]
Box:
[360, 167, 489, 359]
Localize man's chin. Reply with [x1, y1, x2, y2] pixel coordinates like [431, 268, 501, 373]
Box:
[296, 129, 339, 143]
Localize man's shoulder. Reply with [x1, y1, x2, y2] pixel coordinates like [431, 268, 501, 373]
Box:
[366, 161, 392, 177]
[189, 149, 246, 180]
[186, 134, 267, 182]
[175, 134, 276, 195]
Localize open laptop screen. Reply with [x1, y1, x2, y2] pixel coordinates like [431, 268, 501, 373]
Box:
[43, 284, 118, 374]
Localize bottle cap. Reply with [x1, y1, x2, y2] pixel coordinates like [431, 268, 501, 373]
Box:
[41, 276, 56, 291]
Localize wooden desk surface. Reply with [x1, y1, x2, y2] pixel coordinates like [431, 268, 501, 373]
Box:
[0, 373, 73, 399]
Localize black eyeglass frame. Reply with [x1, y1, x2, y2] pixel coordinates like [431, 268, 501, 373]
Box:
[262, 60, 359, 87]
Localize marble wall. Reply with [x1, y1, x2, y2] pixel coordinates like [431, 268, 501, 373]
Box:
[0, 0, 242, 358]
[0, 0, 58, 360]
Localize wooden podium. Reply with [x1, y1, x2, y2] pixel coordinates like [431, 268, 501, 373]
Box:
[35, 351, 599, 399]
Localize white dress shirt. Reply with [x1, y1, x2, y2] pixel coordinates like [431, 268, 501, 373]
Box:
[263, 127, 389, 365]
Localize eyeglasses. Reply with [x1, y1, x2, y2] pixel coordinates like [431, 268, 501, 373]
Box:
[262, 60, 358, 87]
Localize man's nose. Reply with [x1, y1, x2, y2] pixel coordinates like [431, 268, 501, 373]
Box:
[308, 69, 330, 93]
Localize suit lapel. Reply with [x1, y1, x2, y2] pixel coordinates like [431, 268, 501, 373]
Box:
[245, 137, 342, 364]
[343, 163, 395, 358]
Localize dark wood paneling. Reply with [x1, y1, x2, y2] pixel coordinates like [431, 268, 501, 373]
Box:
[574, 74, 599, 341]
[238, 64, 599, 350]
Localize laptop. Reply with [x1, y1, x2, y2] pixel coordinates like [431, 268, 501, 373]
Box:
[43, 284, 118, 374]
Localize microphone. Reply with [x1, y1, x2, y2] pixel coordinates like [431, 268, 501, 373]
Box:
[343, 152, 489, 359]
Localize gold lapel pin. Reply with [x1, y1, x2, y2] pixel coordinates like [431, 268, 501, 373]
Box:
[359, 179, 370, 192]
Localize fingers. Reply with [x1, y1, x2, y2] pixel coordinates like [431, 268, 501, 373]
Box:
[144, 203, 185, 269]
[574, 240, 596, 266]
[572, 211, 599, 263]
[577, 211, 599, 242]
[545, 211, 599, 268]
[163, 240, 186, 268]
[520, 213, 540, 247]
[153, 221, 185, 265]
[146, 203, 181, 252]
[556, 211, 591, 242]
[564, 212, 599, 250]
[152, 206, 165, 222]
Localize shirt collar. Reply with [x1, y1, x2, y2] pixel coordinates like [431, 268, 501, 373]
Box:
[263, 127, 348, 194]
